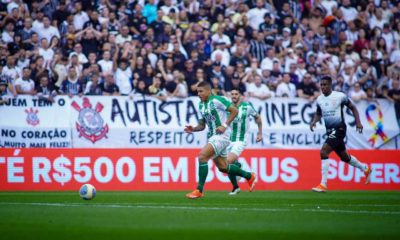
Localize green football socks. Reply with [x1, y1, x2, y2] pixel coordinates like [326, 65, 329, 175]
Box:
[228, 160, 241, 188]
[228, 163, 251, 180]
[197, 163, 208, 193]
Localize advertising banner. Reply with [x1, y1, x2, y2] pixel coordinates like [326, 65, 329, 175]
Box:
[0, 149, 399, 191]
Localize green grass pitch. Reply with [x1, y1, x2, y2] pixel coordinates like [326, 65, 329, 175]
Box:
[0, 191, 399, 240]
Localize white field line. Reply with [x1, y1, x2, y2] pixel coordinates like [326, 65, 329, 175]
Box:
[1, 193, 399, 208]
[0, 202, 399, 215]
[0, 202, 287, 212]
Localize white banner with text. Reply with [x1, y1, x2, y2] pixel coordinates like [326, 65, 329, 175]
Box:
[0, 95, 398, 149]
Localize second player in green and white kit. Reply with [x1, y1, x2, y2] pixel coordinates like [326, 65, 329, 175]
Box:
[184, 82, 256, 199]
[227, 88, 263, 195]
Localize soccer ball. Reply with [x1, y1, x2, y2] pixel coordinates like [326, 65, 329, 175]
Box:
[79, 184, 96, 200]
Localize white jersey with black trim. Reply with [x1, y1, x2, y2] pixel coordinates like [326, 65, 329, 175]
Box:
[316, 91, 350, 130]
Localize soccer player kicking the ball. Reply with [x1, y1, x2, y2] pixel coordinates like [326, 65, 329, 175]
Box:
[310, 76, 372, 193]
[184, 82, 256, 199]
[226, 88, 263, 195]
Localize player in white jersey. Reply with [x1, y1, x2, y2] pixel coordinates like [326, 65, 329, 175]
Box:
[310, 76, 372, 193]
[184, 82, 256, 199]
[227, 88, 263, 195]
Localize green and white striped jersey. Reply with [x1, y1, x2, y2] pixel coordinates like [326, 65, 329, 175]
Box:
[199, 95, 232, 138]
[230, 102, 259, 143]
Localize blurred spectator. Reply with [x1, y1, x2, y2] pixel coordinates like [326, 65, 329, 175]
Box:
[76, 27, 102, 57]
[182, 59, 197, 95]
[100, 73, 120, 96]
[84, 73, 103, 96]
[19, 17, 34, 42]
[38, 38, 54, 68]
[246, 73, 273, 100]
[60, 67, 83, 97]
[249, 31, 268, 63]
[115, 58, 133, 96]
[211, 40, 230, 67]
[388, 79, 400, 126]
[36, 75, 56, 102]
[70, 43, 89, 65]
[276, 73, 296, 98]
[143, 0, 157, 25]
[134, 80, 148, 95]
[340, 0, 358, 22]
[355, 60, 377, 90]
[52, 1, 69, 28]
[51, 53, 68, 90]
[15, 67, 35, 95]
[321, 0, 338, 16]
[171, 73, 188, 98]
[1, 55, 20, 80]
[349, 83, 367, 102]
[209, 61, 226, 85]
[365, 87, 377, 102]
[116, 26, 132, 46]
[247, 0, 269, 31]
[297, 73, 319, 102]
[2, 21, 16, 44]
[210, 75, 225, 96]
[38, 15, 60, 43]
[97, 50, 113, 74]
[148, 73, 167, 101]
[73, 2, 89, 31]
[0, 79, 11, 104]
[225, 72, 246, 96]
[341, 61, 357, 89]
[333, 75, 347, 93]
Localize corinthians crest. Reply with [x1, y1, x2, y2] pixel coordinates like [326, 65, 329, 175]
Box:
[25, 108, 40, 126]
[71, 97, 109, 143]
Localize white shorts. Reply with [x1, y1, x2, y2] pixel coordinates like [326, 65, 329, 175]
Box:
[208, 135, 230, 158]
[227, 141, 246, 157]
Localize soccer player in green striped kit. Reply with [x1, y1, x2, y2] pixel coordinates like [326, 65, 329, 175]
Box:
[227, 88, 263, 195]
[184, 82, 256, 199]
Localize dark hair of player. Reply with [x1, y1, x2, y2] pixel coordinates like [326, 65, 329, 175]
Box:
[231, 87, 244, 95]
[321, 76, 332, 83]
[197, 81, 211, 89]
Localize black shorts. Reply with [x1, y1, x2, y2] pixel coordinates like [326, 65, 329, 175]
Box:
[325, 127, 346, 154]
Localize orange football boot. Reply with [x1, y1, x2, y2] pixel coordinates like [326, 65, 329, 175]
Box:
[312, 184, 328, 193]
[364, 167, 373, 184]
[247, 173, 256, 192]
[186, 189, 204, 199]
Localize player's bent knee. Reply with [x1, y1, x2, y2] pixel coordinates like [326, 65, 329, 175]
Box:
[340, 155, 351, 163]
[198, 153, 209, 163]
[320, 151, 329, 159]
[226, 158, 235, 164]
[341, 158, 350, 163]
[217, 166, 228, 173]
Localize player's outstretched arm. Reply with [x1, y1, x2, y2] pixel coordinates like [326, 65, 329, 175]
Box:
[184, 119, 206, 133]
[347, 101, 363, 133]
[255, 115, 263, 142]
[310, 108, 322, 132]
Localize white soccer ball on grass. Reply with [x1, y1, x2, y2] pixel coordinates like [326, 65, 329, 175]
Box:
[79, 184, 96, 200]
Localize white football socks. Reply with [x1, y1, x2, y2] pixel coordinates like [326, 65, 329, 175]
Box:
[321, 160, 329, 187]
[348, 155, 368, 171]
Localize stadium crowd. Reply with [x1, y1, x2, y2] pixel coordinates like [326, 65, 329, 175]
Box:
[0, 0, 399, 119]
